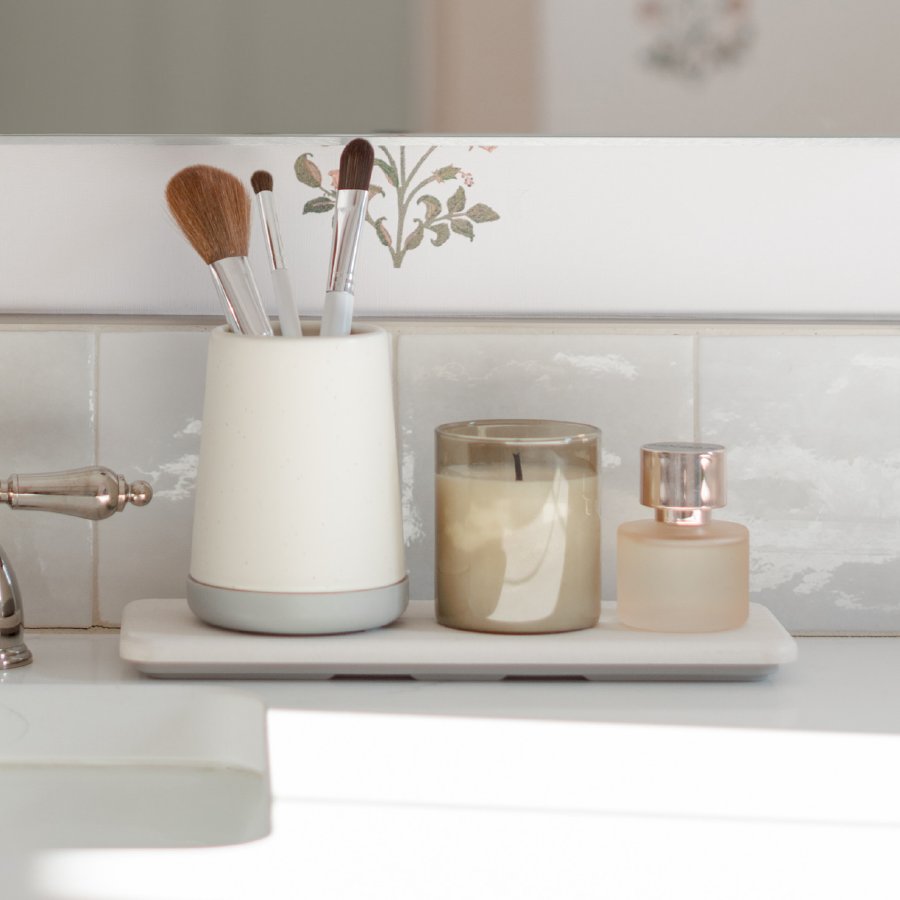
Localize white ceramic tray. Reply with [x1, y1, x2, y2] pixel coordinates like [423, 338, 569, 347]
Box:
[120, 599, 797, 682]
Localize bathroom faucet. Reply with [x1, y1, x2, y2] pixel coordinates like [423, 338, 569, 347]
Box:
[0, 466, 152, 669]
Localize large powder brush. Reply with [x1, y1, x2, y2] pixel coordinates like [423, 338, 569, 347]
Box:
[166, 165, 273, 337]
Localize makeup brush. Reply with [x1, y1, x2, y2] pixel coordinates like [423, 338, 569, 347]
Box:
[321, 138, 375, 337]
[251, 170, 303, 338]
[166, 165, 273, 337]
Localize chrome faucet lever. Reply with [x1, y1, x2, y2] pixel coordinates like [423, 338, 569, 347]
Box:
[0, 466, 153, 669]
[0, 466, 152, 520]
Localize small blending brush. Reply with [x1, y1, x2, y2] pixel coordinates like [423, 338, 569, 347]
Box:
[321, 138, 375, 337]
[166, 165, 273, 337]
[251, 170, 303, 337]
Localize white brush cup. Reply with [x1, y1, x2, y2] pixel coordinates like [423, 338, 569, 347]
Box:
[187, 323, 408, 634]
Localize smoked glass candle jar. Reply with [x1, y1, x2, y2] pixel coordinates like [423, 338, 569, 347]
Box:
[435, 420, 601, 634]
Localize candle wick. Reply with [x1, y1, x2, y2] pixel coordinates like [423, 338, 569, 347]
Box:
[513, 452, 523, 481]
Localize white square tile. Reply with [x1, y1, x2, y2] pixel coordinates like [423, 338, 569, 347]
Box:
[0, 332, 95, 627]
[398, 333, 695, 606]
[700, 335, 900, 632]
[97, 332, 209, 624]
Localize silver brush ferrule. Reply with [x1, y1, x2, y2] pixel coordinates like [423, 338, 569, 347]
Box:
[210, 257, 273, 337]
[327, 189, 368, 294]
[256, 191, 286, 271]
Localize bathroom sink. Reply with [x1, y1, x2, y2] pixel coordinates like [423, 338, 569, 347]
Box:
[0, 685, 269, 849]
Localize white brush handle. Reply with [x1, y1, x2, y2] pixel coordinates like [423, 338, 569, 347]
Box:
[272, 268, 303, 337]
[320, 291, 354, 337]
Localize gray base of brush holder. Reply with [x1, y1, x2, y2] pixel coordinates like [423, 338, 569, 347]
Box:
[186, 575, 409, 635]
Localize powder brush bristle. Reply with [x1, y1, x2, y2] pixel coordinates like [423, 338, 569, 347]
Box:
[250, 170, 273, 194]
[166, 165, 251, 265]
[339, 139, 374, 192]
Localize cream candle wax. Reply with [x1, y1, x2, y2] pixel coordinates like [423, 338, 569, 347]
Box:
[435, 421, 601, 634]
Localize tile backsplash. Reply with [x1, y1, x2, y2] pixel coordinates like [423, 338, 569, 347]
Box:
[3, 319, 900, 635]
[96, 331, 209, 625]
[398, 333, 694, 610]
[700, 335, 900, 632]
[0, 331, 95, 627]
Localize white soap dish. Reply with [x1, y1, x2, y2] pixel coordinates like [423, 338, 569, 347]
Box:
[120, 599, 797, 682]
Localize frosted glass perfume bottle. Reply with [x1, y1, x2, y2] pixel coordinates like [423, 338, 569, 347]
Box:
[617, 442, 749, 633]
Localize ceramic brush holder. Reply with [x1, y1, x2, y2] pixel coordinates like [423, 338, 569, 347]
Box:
[187, 323, 408, 634]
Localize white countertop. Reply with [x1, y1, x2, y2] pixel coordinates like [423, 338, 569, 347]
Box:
[7, 631, 899, 734]
[5, 633, 900, 900]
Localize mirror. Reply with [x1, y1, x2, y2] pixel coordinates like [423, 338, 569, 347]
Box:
[1, 0, 898, 136]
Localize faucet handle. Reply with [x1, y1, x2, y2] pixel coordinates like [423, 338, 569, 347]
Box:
[0, 466, 152, 669]
[0, 466, 153, 521]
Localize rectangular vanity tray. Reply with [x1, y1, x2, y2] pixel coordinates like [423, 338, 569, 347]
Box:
[120, 599, 797, 682]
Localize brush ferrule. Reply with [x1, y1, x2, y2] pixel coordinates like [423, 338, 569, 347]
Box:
[210, 257, 273, 337]
[256, 191, 286, 271]
[327, 189, 368, 294]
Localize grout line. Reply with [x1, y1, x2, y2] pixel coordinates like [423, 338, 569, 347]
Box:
[91, 329, 101, 627]
[27, 626, 120, 634]
[693, 332, 700, 441]
[2, 315, 900, 336]
[790, 631, 900, 638]
[22, 627, 900, 637]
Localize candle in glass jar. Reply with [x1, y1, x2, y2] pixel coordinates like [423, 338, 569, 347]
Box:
[436, 460, 600, 633]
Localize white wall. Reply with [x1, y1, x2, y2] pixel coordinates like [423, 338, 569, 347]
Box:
[4, 1, 900, 137]
[0, 0, 412, 134]
[540, 0, 900, 136]
[1, 136, 899, 318]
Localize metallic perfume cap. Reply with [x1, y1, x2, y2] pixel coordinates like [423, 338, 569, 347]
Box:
[640, 442, 727, 525]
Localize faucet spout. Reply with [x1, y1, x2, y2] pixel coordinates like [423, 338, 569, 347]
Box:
[0, 543, 32, 669]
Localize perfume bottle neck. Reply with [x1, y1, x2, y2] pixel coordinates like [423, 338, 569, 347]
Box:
[656, 508, 711, 526]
